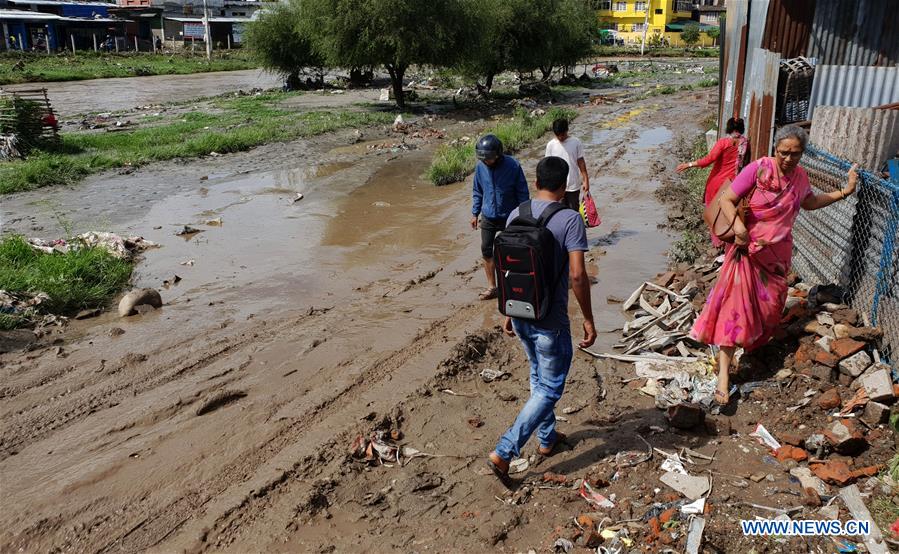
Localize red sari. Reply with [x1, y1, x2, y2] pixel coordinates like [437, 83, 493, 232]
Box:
[697, 133, 750, 205]
[691, 158, 812, 351]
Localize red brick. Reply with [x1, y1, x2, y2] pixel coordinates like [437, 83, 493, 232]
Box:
[816, 388, 841, 410]
[802, 487, 822, 507]
[543, 472, 568, 484]
[660, 508, 677, 524]
[811, 461, 854, 486]
[830, 338, 866, 360]
[850, 465, 883, 479]
[814, 349, 840, 368]
[775, 445, 809, 462]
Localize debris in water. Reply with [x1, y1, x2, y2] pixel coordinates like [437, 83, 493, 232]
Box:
[293, 193, 304, 203]
[175, 225, 203, 238]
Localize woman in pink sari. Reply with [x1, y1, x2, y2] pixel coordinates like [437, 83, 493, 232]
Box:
[690, 125, 859, 404]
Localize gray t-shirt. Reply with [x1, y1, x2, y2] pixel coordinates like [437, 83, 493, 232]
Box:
[506, 199, 589, 330]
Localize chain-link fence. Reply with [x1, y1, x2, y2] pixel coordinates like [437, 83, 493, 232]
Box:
[792, 144, 898, 368]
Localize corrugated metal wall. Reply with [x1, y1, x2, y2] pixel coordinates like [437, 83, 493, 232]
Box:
[742, 48, 781, 160]
[760, 0, 813, 58]
[808, 0, 899, 67]
[720, 0, 749, 134]
[809, 106, 899, 171]
[808, 65, 899, 119]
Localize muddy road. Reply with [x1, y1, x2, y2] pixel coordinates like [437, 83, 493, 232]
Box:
[1, 90, 717, 552]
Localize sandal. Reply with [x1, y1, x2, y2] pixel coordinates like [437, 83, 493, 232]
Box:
[479, 287, 498, 301]
[538, 432, 567, 456]
[714, 389, 729, 406]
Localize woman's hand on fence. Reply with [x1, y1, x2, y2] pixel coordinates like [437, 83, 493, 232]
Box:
[844, 163, 859, 197]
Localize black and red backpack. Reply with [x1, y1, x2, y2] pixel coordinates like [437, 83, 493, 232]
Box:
[493, 201, 565, 320]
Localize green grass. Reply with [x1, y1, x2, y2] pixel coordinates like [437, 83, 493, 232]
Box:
[0, 50, 258, 85]
[426, 106, 578, 186]
[0, 235, 133, 328]
[659, 133, 711, 264]
[698, 77, 719, 88]
[0, 93, 396, 193]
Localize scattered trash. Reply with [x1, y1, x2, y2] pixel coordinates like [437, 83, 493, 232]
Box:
[175, 225, 203, 238]
[614, 434, 652, 468]
[552, 538, 574, 553]
[27, 232, 157, 261]
[660, 453, 688, 475]
[659, 471, 710, 500]
[509, 458, 529, 474]
[293, 192, 304, 203]
[580, 480, 615, 508]
[685, 516, 706, 554]
[206, 217, 223, 226]
[681, 497, 706, 515]
[479, 368, 510, 382]
[749, 423, 781, 451]
[180, 259, 195, 266]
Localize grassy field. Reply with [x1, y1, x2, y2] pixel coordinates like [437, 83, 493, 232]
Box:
[659, 133, 711, 264]
[0, 50, 258, 85]
[0, 92, 397, 194]
[426, 106, 578, 186]
[0, 235, 132, 329]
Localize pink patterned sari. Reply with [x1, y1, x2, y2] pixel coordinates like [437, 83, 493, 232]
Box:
[691, 157, 812, 350]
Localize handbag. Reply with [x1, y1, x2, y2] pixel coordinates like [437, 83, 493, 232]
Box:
[579, 192, 601, 228]
[703, 179, 756, 243]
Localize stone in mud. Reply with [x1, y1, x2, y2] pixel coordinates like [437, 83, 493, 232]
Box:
[838, 351, 871, 378]
[829, 338, 865, 360]
[862, 401, 890, 424]
[823, 419, 866, 455]
[816, 388, 841, 410]
[846, 326, 883, 342]
[802, 487, 822, 507]
[118, 288, 163, 317]
[859, 368, 895, 403]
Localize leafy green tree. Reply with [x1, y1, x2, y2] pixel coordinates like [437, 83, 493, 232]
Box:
[310, 0, 471, 107]
[244, 1, 326, 89]
[706, 26, 720, 46]
[682, 22, 701, 48]
[461, 0, 594, 88]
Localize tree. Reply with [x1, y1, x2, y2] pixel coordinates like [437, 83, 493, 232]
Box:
[244, 1, 326, 89]
[706, 26, 720, 46]
[682, 22, 701, 48]
[461, 0, 595, 88]
[310, 0, 471, 108]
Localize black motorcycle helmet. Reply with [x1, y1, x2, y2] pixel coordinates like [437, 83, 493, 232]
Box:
[475, 134, 503, 162]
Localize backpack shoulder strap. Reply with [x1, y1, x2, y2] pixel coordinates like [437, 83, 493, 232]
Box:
[536, 202, 565, 228]
[515, 200, 537, 224]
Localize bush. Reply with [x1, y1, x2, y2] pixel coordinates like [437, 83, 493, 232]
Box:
[427, 106, 577, 185]
[0, 235, 133, 326]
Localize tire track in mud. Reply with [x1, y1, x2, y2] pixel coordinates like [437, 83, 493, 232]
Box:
[90, 303, 485, 554]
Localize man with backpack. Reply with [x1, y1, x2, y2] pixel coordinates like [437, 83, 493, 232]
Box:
[487, 156, 596, 481]
[471, 134, 529, 301]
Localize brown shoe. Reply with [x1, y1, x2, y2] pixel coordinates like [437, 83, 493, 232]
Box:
[537, 432, 566, 456]
[487, 451, 512, 487]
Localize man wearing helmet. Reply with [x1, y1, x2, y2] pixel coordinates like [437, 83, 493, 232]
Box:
[471, 134, 529, 300]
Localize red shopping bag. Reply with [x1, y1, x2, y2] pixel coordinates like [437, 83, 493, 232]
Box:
[579, 192, 601, 228]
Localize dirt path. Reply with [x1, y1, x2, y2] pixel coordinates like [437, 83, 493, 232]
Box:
[0, 91, 717, 552]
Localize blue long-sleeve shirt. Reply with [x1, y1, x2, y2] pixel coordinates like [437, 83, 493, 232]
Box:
[471, 155, 529, 220]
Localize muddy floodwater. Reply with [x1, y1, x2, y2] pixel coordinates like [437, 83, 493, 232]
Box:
[1, 90, 719, 551]
[3, 69, 283, 117]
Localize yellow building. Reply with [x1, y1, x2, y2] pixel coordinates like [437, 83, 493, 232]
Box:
[596, 0, 716, 47]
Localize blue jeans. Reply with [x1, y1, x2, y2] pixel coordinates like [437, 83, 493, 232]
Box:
[495, 320, 573, 461]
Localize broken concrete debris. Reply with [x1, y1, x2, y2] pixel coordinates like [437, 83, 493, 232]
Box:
[118, 288, 163, 317]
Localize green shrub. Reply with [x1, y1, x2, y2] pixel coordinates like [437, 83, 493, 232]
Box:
[0, 235, 133, 324]
[427, 106, 577, 185]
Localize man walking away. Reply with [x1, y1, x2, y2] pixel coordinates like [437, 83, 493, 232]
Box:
[471, 134, 529, 301]
[487, 156, 596, 480]
[544, 119, 589, 210]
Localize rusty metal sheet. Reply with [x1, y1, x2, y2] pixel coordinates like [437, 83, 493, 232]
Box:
[720, 0, 749, 138]
[760, 0, 813, 58]
[808, 65, 899, 119]
[808, 0, 899, 67]
[742, 48, 780, 160]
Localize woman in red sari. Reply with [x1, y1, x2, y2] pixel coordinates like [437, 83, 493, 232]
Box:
[690, 125, 859, 404]
[677, 117, 750, 205]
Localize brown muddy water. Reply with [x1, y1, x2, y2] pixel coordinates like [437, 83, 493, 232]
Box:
[0, 92, 717, 552]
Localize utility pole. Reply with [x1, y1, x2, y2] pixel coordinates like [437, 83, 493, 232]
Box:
[201, 0, 212, 60]
[640, 0, 651, 56]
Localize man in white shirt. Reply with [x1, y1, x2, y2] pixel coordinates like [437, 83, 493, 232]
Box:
[544, 118, 589, 210]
